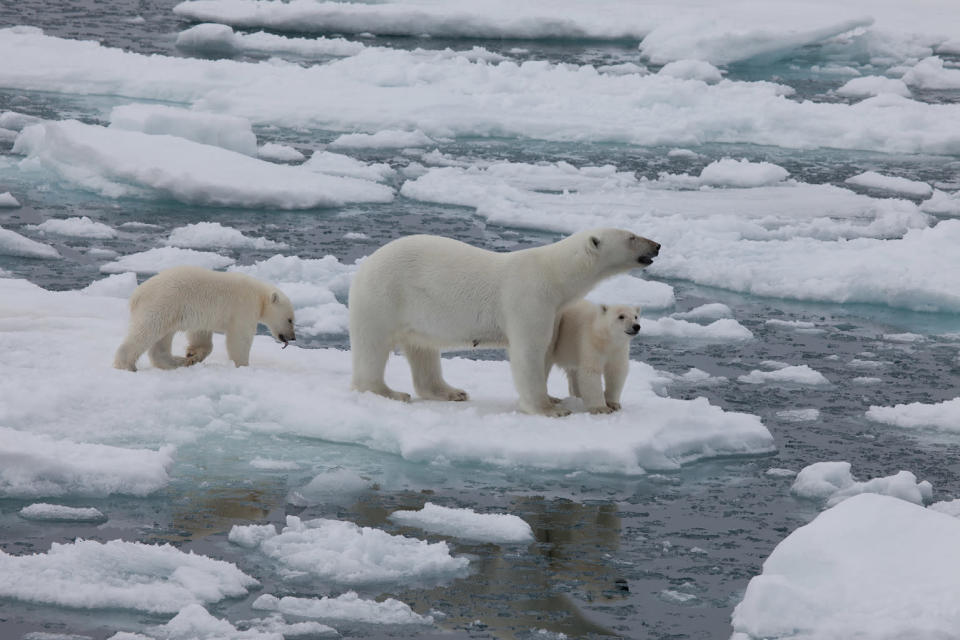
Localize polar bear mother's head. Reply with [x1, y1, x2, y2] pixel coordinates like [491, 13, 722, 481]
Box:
[579, 228, 660, 275]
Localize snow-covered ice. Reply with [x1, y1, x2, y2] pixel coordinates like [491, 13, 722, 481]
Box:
[672, 303, 733, 321]
[697, 159, 789, 188]
[584, 273, 676, 310]
[109, 603, 294, 640]
[0, 191, 20, 207]
[19, 503, 106, 523]
[388, 502, 534, 543]
[100, 247, 235, 274]
[775, 408, 820, 422]
[790, 461, 932, 507]
[866, 397, 960, 432]
[286, 468, 372, 507]
[329, 129, 435, 149]
[228, 515, 470, 584]
[31, 216, 117, 239]
[0, 539, 257, 613]
[302, 151, 396, 183]
[165, 222, 287, 250]
[176, 22, 365, 58]
[902, 56, 960, 90]
[109, 103, 258, 156]
[0, 226, 61, 259]
[738, 365, 829, 386]
[642, 318, 753, 342]
[252, 591, 432, 625]
[257, 142, 305, 163]
[731, 494, 960, 640]
[845, 171, 934, 198]
[836, 76, 911, 99]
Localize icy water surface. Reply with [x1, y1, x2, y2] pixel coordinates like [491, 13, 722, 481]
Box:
[2, 2, 960, 640]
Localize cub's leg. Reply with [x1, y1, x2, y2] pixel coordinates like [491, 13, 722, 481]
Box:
[225, 325, 255, 367]
[185, 330, 213, 366]
[603, 352, 629, 411]
[576, 368, 613, 414]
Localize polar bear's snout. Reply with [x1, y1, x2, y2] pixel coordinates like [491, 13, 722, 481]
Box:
[626, 323, 641, 336]
[632, 236, 660, 265]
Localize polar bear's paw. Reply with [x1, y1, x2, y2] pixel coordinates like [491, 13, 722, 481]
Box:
[605, 401, 622, 412]
[589, 405, 616, 415]
[543, 405, 573, 418]
[548, 395, 564, 404]
[388, 390, 413, 402]
[444, 388, 470, 402]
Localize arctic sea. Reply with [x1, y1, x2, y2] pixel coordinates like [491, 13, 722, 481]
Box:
[1, 1, 960, 639]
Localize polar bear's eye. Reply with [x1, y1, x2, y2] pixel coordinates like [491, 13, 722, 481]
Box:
[618, 314, 625, 320]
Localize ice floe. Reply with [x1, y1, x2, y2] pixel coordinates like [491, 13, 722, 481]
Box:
[13, 120, 394, 208]
[329, 129, 435, 149]
[302, 151, 396, 183]
[791, 461, 932, 507]
[641, 318, 753, 342]
[0, 539, 257, 613]
[731, 494, 960, 640]
[0, 275, 774, 475]
[902, 56, 960, 90]
[252, 591, 432, 625]
[866, 397, 960, 432]
[775, 408, 820, 422]
[176, 22, 365, 58]
[671, 303, 733, 321]
[845, 170, 933, 198]
[0, 191, 20, 207]
[656, 60, 723, 83]
[228, 515, 470, 583]
[109, 603, 296, 640]
[388, 503, 534, 543]
[165, 222, 287, 250]
[109, 103, 258, 156]
[697, 159, 789, 188]
[100, 247, 235, 274]
[836, 75, 911, 99]
[0, 226, 61, 259]
[19, 503, 106, 522]
[256, 142, 305, 163]
[82, 272, 139, 298]
[31, 216, 117, 239]
[738, 365, 829, 386]
[583, 273, 676, 310]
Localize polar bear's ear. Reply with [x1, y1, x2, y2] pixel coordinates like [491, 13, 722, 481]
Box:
[271, 291, 280, 304]
[635, 306, 642, 316]
[600, 304, 608, 313]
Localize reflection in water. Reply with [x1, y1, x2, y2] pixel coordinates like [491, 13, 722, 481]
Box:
[164, 485, 281, 542]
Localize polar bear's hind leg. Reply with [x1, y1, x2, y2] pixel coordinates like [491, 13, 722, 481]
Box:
[403, 343, 469, 401]
[185, 330, 213, 366]
[148, 332, 187, 369]
[350, 330, 412, 402]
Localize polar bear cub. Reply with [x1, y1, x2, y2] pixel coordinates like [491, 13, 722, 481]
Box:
[550, 300, 641, 414]
[113, 265, 296, 371]
[348, 228, 659, 416]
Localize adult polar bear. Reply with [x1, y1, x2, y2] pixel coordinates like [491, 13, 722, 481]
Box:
[348, 228, 660, 416]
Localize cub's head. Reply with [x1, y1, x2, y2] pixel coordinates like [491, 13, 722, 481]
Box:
[261, 289, 296, 347]
[600, 304, 642, 338]
[585, 228, 660, 273]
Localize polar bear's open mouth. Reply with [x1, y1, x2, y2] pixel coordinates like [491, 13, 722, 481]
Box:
[637, 256, 654, 266]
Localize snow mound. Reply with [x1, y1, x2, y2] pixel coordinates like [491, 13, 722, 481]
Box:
[0, 427, 173, 498]
[0, 191, 21, 207]
[738, 365, 829, 386]
[100, 247, 234, 274]
[903, 56, 960, 90]
[642, 317, 753, 342]
[0, 226, 61, 259]
[791, 461, 932, 507]
[109, 104, 258, 156]
[166, 222, 287, 250]
[32, 216, 117, 239]
[699, 159, 789, 188]
[845, 171, 933, 198]
[657, 60, 723, 83]
[13, 120, 394, 208]
[866, 397, 960, 432]
[329, 129, 435, 149]
[228, 515, 470, 584]
[252, 591, 432, 625]
[257, 142, 305, 163]
[389, 502, 534, 543]
[176, 22, 365, 58]
[0, 539, 257, 613]
[836, 76, 911, 99]
[82, 272, 139, 298]
[732, 494, 960, 640]
[19, 503, 106, 522]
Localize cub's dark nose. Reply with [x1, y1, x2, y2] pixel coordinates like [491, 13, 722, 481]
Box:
[632, 323, 640, 332]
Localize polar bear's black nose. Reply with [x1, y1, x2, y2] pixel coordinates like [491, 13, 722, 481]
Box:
[632, 323, 640, 332]
[651, 242, 660, 256]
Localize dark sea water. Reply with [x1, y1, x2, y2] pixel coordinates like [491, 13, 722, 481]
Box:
[2, 3, 960, 640]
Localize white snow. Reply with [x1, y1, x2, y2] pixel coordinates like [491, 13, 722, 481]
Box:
[672, 303, 733, 320]
[731, 494, 960, 640]
[836, 75, 911, 98]
[775, 408, 820, 422]
[0, 226, 61, 259]
[920, 189, 960, 216]
[642, 317, 754, 342]
[388, 502, 534, 543]
[845, 171, 934, 198]
[657, 60, 723, 83]
[32, 216, 117, 239]
[738, 365, 829, 386]
[257, 142, 305, 163]
[13, 120, 394, 208]
[0, 427, 173, 498]
[302, 151, 396, 183]
[100, 247, 235, 274]
[902, 56, 960, 90]
[866, 397, 960, 432]
[0, 275, 774, 477]
[0, 191, 20, 207]
[329, 129, 435, 149]
[584, 273, 676, 310]
[19, 503, 106, 522]
[109, 103, 258, 156]
[82, 272, 139, 298]
[165, 222, 287, 250]
[228, 515, 470, 583]
[0, 539, 257, 613]
[698, 159, 789, 188]
[109, 603, 294, 640]
[929, 499, 960, 518]
[791, 461, 932, 507]
[252, 591, 432, 625]
[176, 22, 365, 58]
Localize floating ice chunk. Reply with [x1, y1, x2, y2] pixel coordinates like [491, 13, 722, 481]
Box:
[882, 332, 925, 342]
[667, 148, 700, 159]
[852, 376, 882, 384]
[791, 461, 932, 507]
[775, 408, 820, 422]
[739, 365, 828, 386]
[929, 499, 960, 518]
[389, 503, 534, 543]
[845, 171, 933, 198]
[0, 110, 42, 131]
[640, 14, 872, 65]
[672, 303, 732, 320]
[667, 367, 726, 385]
[252, 592, 432, 625]
[82, 272, 139, 298]
[642, 317, 753, 342]
[866, 397, 960, 432]
[698, 158, 789, 188]
[109, 603, 285, 640]
[902, 56, 960, 90]
[766, 468, 798, 478]
[257, 142, 305, 163]
[585, 273, 675, 310]
[0, 226, 60, 259]
[241, 614, 337, 638]
[836, 75, 911, 98]
[657, 60, 722, 83]
[0, 427, 173, 498]
[329, 129, 435, 149]
[920, 189, 960, 215]
[100, 247, 235, 274]
[0, 539, 256, 613]
[229, 515, 470, 584]
[14, 120, 394, 208]
[109, 104, 258, 156]
[19, 503, 106, 522]
[177, 22, 366, 58]
[287, 468, 372, 507]
[166, 222, 287, 250]
[596, 62, 648, 76]
[732, 494, 960, 640]
[765, 319, 817, 330]
[226, 524, 277, 550]
[32, 216, 117, 239]
[343, 231, 369, 240]
[0, 191, 20, 207]
[938, 38, 960, 55]
[303, 151, 396, 183]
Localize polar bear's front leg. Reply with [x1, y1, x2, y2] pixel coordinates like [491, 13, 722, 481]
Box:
[576, 368, 613, 414]
[225, 325, 255, 367]
[185, 330, 213, 366]
[404, 343, 469, 401]
[508, 327, 571, 417]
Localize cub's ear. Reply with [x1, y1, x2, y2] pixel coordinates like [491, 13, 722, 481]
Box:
[271, 291, 280, 304]
[600, 304, 608, 313]
[635, 306, 643, 316]
[589, 235, 601, 251]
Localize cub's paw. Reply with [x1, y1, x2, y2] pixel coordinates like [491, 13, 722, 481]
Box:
[446, 388, 470, 402]
[389, 390, 413, 403]
[589, 405, 616, 415]
[606, 401, 622, 412]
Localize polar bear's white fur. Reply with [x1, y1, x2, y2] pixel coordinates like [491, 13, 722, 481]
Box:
[550, 300, 641, 414]
[113, 265, 296, 371]
[348, 228, 659, 416]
